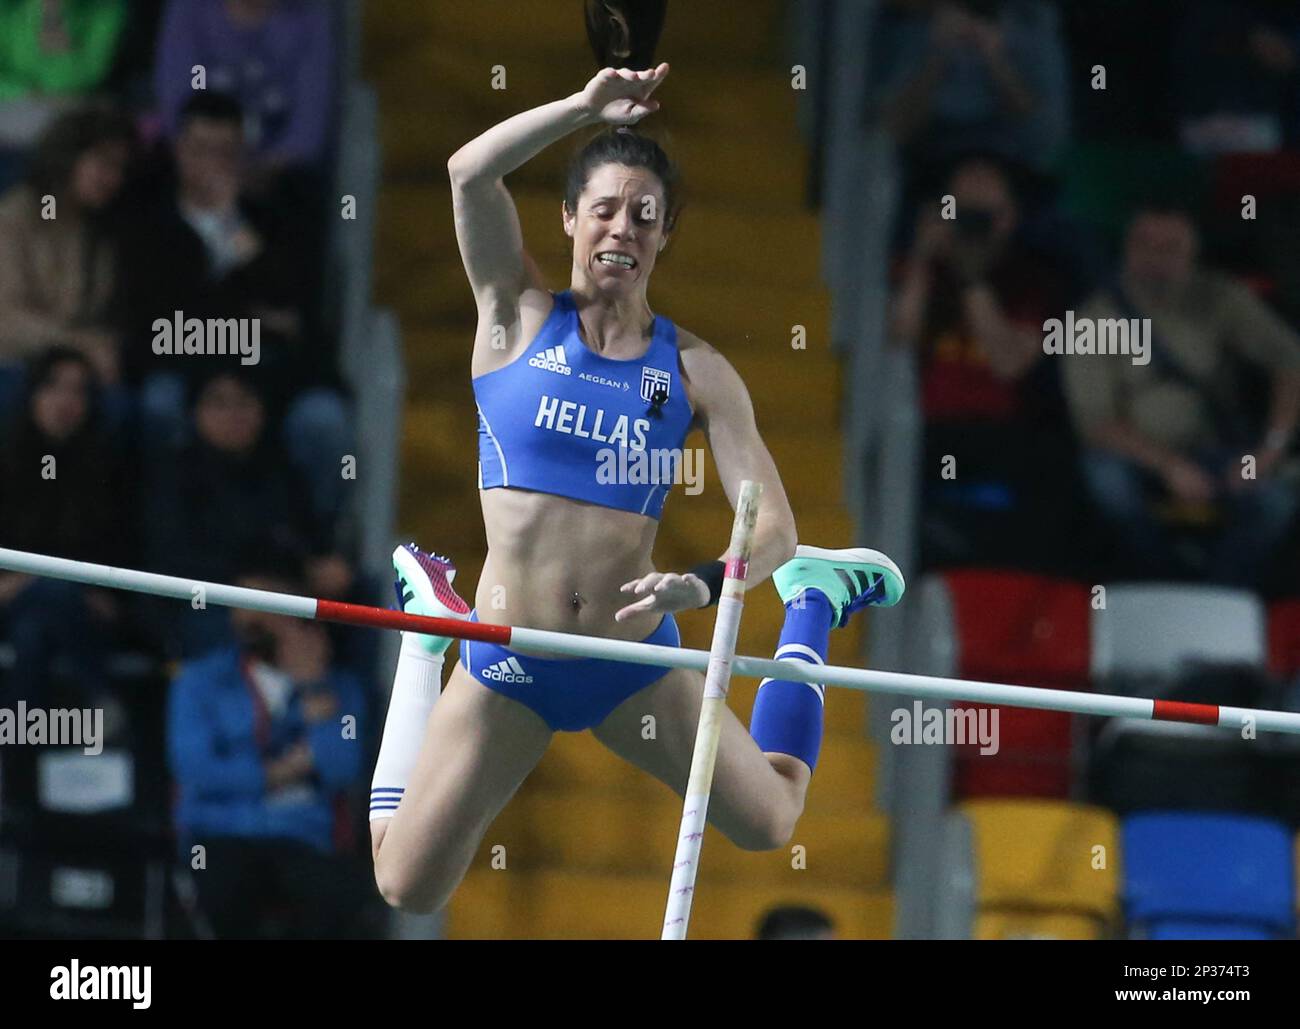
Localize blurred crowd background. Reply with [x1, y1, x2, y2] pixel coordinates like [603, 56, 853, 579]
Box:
[804, 0, 1300, 939]
[0, 0, 1297, 940]
[0, 0, 390, 940]
[845, 0, 1300, 590]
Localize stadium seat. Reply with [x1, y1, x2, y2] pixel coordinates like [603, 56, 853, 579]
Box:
[447, 869, 894, 940]
[964, 799, 1120, 916]
[1123, 812, 1295, 937]
[945, 571, 1092, 684]
[975, 911, 1105, 940]
[953, 705, 1074, 799]
[1269, 599, 1300, 680]
[702, 811, 890, 890]
[0, 834, 170, 939]
[1145, 920, 1284, 941]
[937, 800, 1121, 937]
[1209, 152, 1300, 216]
[1089, 721, 1274, 818]
[942, 572, 1090, 799]
[1091, 585, 1266, 678]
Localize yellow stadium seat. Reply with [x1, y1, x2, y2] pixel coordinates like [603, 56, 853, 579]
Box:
[516, 790, 680, 874]
[449, 869, 893, 940]
[961, 798, 1121, 921]
[975, 911, 1106, 940]
[701, 810, 890, 889]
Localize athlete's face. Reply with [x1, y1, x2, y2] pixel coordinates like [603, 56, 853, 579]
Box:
[564, 163, 669, 294]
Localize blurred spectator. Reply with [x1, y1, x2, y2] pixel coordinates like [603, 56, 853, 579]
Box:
[154, 0, 335, 175]
[141, 368, 355, 658]
[868, 0, 1069, 176]
[891, 157, 1080, 568]
[893, 158, 1056, 417]
[166, 553, 374, 939]
[122, 92, 350, 523]
[0, 346, 127, 709]
[1064, 204, 1300, 588]
[122, 92, 343, 447]
[756, 904, 837, 940]
[0, 104, 133, 425]
[0, 0, 128, 190]
[1173, 0, 1300, 155]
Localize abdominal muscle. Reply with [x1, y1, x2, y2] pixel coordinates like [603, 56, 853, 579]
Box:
[475, 486, 666, 641]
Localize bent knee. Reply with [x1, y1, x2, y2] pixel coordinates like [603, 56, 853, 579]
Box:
[728, 801, 802, 853]
[373, 847, 455, 914]
[374, 862, 444, 914]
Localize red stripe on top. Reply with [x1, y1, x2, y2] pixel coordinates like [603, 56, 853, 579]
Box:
[1152, 699, 1220, 726]
[315, 599, 511, 644]
[724, 557, 749, 582]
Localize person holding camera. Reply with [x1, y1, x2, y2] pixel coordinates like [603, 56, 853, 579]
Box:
[890, 156, 1075, 567]
[891, 157, 1058, 417]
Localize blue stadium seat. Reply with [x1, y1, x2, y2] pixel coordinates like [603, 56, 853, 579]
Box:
[1147, 920, 1283, 941]
[1123, 813, 1295, 936]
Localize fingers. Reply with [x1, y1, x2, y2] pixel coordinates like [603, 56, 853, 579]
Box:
[614, 594, 658, 622]
[620, 101, 660, 126]
[641, 64, 669, 96]
[620, 572, 690, 594]
[621, 572, 665, 594]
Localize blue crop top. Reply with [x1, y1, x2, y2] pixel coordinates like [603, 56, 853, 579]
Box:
[474, 290, 693, 519]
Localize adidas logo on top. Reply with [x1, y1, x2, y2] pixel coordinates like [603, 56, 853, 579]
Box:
[528, 345, 572, 375]
[482, 656, 534, 684]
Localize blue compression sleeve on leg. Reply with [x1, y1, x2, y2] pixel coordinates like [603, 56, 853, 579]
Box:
[748, 588, 835, 770]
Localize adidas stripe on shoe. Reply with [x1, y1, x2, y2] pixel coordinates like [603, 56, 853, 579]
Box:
[772, 545, 905, 628]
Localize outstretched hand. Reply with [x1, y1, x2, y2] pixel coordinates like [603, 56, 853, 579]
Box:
[615, 569, 708, 622]
[579, 63, 670, 126]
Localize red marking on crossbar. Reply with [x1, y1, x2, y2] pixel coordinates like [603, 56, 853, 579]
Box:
[1152, 699, 1220, 726]
[315, 600, 512, 644]
[725, 557, 749, 581]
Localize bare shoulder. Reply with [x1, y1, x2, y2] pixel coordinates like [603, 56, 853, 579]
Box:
[674, 325, 750, 419]
[676, 326, 732, 377]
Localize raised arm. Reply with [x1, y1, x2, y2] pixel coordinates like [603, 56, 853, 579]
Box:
[447, 65, 669, 355]
[686, 341, 798, 585]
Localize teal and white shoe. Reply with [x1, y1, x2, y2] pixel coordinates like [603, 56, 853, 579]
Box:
[772, 545, 905, 628]
[392, 543, 471, 654]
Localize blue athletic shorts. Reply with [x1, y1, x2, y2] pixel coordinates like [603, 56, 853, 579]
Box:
[459, 609, 680, 732]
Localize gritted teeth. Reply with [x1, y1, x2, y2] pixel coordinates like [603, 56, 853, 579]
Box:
[597, 252, 637, 268]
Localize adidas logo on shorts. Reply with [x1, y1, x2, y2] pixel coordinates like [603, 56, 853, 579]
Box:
[481, 656, 534, 684]
[528, 345, 572, 375]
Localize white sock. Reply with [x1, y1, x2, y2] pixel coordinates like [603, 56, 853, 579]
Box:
[369, 633, 445, 821]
